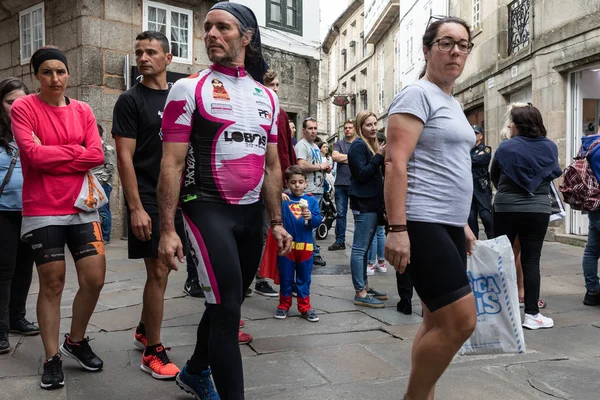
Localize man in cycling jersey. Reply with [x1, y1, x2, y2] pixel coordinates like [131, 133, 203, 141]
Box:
[157, 3, 292, 399]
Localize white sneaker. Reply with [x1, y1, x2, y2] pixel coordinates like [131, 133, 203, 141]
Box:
[367, 265, 375, 276]
[375, 262, 387, 273]
[522, 313, 554, 330]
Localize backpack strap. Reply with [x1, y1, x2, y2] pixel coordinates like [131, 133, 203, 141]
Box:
[0, 148, 19, 196]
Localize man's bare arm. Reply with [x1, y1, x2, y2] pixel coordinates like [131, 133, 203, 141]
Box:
[297, 159, 322, 172]
[331, 150, 348, 164]
[114, 136, 143, 212]
[158, 142, 189, 233]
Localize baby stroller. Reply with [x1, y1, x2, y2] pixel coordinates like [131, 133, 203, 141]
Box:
[316, 182, 336, 240]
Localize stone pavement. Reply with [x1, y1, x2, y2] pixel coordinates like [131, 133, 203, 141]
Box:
[1, 223, 600, 400]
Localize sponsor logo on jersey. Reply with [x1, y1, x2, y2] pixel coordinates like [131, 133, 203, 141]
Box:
[184, 144, 196, 187]
[253, 87, 268, 98]
[223, 130, 267, 149]
[212, 79, 230, 101]
[211, 104, 233, 115]
[255, 100, 270, 108]
[258, 109, 272, 120]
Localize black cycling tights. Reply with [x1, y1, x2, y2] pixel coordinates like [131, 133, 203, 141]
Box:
[182, 201, 263, 399]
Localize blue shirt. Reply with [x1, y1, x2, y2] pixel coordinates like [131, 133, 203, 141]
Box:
[282, 194, 322, 244]
[0, 142, 23, 211]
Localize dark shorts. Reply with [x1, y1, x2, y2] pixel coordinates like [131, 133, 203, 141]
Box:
[24, 222, 104, 266]
[406, 221, 472, 312]
[127, 203, 188, 260]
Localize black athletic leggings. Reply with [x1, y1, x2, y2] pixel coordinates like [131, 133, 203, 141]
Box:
[493, 212, 549, 315]
[182, 201, 263, 399]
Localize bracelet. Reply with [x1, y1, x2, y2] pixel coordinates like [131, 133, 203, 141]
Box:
[387, 224, 407, 233]
[270, 219, 283, 226]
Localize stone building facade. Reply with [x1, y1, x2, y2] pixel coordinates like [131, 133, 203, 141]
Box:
[450, 0, 600, 238]
[0, 0, 319, 239]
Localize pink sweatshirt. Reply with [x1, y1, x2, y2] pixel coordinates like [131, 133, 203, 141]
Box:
[11, 94, 104, 216]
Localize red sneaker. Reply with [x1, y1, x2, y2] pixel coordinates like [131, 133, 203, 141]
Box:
[141, 345, 180, 380]
[238, 330, 252, 344]
[134, 331, 147, 350]
[239, 320, 245, 329]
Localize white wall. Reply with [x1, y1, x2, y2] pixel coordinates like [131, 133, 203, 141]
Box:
[234, 0, 321, 59]
[399, 0, 448, 87]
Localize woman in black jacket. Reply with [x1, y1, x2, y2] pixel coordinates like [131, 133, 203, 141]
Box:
[348, 111, 387, 308]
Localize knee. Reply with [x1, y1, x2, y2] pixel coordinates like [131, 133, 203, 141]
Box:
[446, 311, 477, 344]
[40, 277, 65, 298]
[147, 262, 171, 281]
[81, 276, 104, 294]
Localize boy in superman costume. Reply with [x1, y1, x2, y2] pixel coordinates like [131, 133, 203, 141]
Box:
[275, 166, 323, 322]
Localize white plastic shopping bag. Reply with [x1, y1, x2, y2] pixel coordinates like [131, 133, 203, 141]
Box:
[459, 235, 526, 355]
[74, 172, 108, 211]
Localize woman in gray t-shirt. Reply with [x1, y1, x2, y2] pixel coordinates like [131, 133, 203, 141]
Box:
[383, 17, 477, 399]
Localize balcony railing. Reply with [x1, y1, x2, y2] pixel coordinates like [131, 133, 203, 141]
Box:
[508, 0, 530, 55]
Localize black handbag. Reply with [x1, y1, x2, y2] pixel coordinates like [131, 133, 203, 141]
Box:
[0, 148, 19, 196]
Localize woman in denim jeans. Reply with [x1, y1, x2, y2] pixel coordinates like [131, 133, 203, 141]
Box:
[348, 111, 387, 308]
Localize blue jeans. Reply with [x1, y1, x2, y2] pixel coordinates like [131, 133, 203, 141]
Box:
[334, 186, 349, 244]
[368, 225, 386, 264]
[350, 210, 378, 291]
[582, 211, 600, 293]
[312, 193, 323, 256]
[98, 184, 112, 242]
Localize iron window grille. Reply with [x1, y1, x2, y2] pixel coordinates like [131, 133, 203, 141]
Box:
[508, 0, 530, 55]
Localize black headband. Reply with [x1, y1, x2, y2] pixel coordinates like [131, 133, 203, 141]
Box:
[209, 2, 269, 84]
[31, 48, 69, 74]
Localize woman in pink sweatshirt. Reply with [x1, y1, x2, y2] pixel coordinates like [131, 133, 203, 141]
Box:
[11, 46, 106, 390]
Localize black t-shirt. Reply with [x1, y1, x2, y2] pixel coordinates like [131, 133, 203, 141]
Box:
[112, 83, 170, 204]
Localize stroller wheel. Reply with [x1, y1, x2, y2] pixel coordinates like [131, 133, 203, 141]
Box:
[316, 222, 328, 240]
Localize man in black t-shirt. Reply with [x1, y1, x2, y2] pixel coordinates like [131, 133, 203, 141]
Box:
[329, 119, 357, 250]
[112, 31, 185, 380]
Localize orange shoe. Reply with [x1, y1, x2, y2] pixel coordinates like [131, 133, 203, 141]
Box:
[238, 330, 252, 344]
[133, 331, 147, 350]
[239, 320, 245, 329]
[140, 345, 180, 380]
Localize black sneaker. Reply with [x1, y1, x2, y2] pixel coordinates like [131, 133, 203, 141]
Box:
[583, 291, 600, 306]
[254, 281, 278, 297]
[292, 283, 298, 297]
[10, 317, 40, 336]
[59, 334, 103, 371]
[245, 287, 253, 297]
[313, 255, 326, 266]
[0, 332, 10, 354]
[328, 242, 346, 251]
[397, 299, 412, 315]
[183, 278, 205, 298]
[40, 354, 64, 390]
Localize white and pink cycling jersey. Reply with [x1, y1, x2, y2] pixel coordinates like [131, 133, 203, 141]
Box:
[161, 63, 279, 205]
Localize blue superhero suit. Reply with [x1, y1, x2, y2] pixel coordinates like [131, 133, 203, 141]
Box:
[278, 194, 322, 312]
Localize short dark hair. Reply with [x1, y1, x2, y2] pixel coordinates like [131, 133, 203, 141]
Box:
[302, 117, 317, 129]
[285, 165, 306, 180]
[344, 119, 355, 127]
[136, 31, 170, 54]
[511, 104, 547, 138]
[419, 17, 471, 79]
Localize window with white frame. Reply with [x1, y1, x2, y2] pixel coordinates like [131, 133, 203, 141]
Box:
[394, 32, 400, 95]
[472, 0, 481, 28]
[377, 49, 385, 112]
[19, 3, 45, 65]
[143, 1, 193, 64]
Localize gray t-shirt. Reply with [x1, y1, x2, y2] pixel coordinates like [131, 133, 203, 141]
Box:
[388, 80, 475, 227]
[333, 139, 353, 186]
[295, 138, 324, 194]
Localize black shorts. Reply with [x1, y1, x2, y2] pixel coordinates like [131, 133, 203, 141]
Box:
[406, 221, 472, 312]
[126, 203, 188, 259]
[24, 222, 104, 266]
